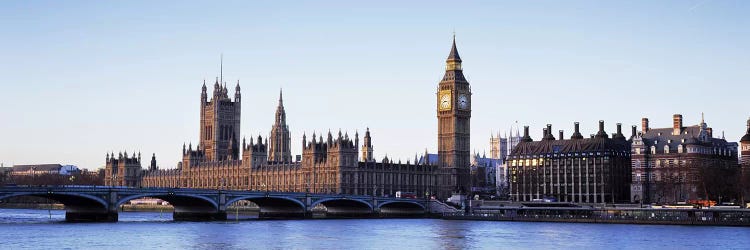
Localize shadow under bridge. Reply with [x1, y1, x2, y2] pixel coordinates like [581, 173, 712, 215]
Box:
[311, 198, 374, 218]
[377, 200, 427, 217]
[0, 191, 112, 222]
[225, 196, 306, 219]
[117, 193, 221, 221]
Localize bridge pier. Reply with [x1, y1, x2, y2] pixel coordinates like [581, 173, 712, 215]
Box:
[66, 211, 118, 222]
[173, 211, 227, 221]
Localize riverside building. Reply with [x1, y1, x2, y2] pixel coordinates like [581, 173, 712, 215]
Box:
[507, 121, 633, 203]
[630, 114, 739, 204]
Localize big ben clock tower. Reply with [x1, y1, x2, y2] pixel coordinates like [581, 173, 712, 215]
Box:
[437, 36, 471, 199]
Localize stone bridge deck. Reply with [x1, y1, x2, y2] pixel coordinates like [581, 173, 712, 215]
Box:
[0, 186, 430, 222]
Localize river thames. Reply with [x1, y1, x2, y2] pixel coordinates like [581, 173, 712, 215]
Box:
[1, 209, 750, 249]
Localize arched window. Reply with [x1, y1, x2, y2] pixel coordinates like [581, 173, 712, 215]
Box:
[664, 145, 670, 154]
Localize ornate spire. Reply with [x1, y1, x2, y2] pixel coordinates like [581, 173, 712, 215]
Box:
[275, 88, 286, 125]
[269, 87, 291, 162]
[447, 34, 462, 63]
[234, 80, 241, 102]
[445, 35, 463, 72]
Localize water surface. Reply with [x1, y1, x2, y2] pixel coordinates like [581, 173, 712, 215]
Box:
[1, 209, 748, 249]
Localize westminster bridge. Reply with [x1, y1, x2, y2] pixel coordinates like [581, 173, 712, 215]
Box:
[0, 186, 432, 222]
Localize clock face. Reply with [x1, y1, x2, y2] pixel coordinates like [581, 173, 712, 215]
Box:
[458, 94, 468, 109]
[439, 90, 451, 110]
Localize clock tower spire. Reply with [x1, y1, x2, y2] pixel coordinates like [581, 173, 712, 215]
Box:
[436, 35, 471, 199]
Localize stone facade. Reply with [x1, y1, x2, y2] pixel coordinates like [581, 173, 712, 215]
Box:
[630, 114, 739, 204]
[104, 152, 142, 187]
[470, 153, 500, 195]
[200, 79, 241, 162]
[508, 122, 633, 203]
[112, 40, 471, 200]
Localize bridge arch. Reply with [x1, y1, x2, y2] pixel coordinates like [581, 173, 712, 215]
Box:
[225, 195, 306, 218]
[0, 191, 112, 221]
[116, 192, 222, 221]
[311, 197, 373, 217]
[116, 193, 218, 209]
[0, 192, 109, 208]
[377, 200, 426, 216]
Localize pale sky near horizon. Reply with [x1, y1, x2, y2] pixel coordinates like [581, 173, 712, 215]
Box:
[1, 1, 749, 170]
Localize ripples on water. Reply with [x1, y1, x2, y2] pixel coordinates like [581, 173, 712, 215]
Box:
[1, 209, 750, 250]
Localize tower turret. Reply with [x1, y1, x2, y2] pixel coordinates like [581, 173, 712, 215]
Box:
[201, 80, 208, 104]
[362, 127, 374, 162]
[235, 80, 241, 102]
[149, 153, 157, 171]
[269, 89, 292, 163]
[200, 77, 241, 161]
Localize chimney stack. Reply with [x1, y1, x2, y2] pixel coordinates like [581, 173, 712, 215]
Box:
[595, 120, 608, 138]
[543, 124, 555, 140]
[631, 125, 637, 138]
[642, 118, 649, 132]
[613, 123, 625, 140]
[572, 122, 583, 140]
[559, 130, 564, 140]
[673, 114, 683, 135]
[522, 126, 532, 142]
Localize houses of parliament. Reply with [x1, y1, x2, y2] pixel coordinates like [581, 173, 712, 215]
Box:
[105, 38, 472, 199]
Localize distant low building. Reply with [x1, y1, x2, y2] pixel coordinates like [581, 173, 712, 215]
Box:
[470, 153, 501, 195]
[0, 166, 11, 184]
[490, 125, 522, 197]
[11, 164, 80, 176]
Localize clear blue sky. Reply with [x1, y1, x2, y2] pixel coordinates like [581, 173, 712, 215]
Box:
[1, 1, 748, 170]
